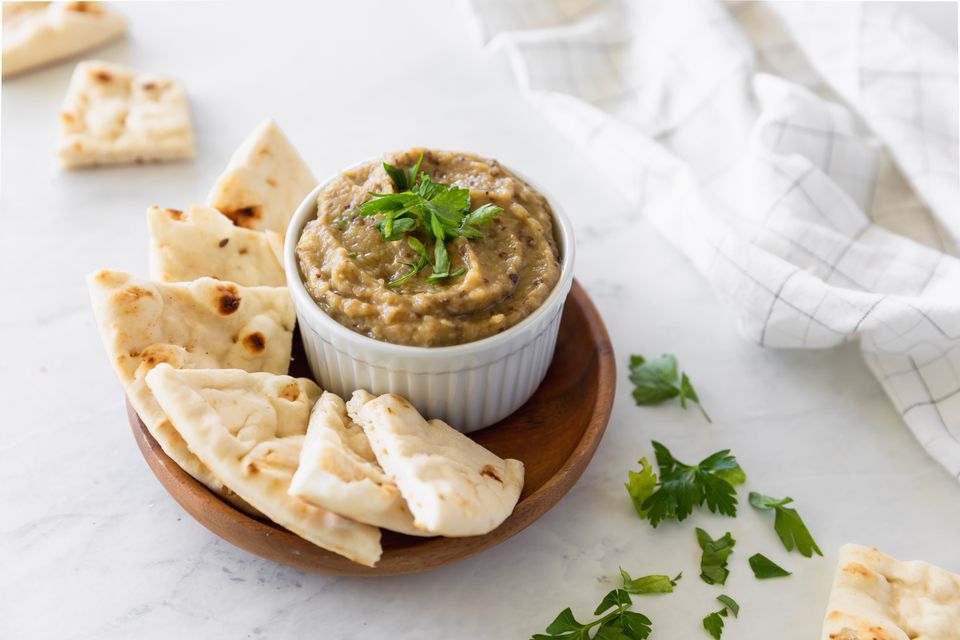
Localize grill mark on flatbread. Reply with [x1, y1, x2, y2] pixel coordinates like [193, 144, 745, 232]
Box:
[242, 331, 266, 353]
[223, 205, 263, 228]
[480, 465, 503, 484]
[147, 205, 285, 287]
[216, 285, 241, 314]
[206, 119, 316, 234]
[278, 381, 301, 402]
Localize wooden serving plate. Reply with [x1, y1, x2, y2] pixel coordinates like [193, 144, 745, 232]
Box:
[128, 280, 615, 576]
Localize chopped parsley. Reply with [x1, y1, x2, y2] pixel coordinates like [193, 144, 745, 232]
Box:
[626, 442, 745, 528]
[358, 154, 502, 286]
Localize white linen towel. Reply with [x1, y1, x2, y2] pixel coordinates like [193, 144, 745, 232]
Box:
[469, 0, 960, 477]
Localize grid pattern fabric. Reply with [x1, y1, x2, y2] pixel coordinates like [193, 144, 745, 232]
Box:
[469, 0, 960, 477]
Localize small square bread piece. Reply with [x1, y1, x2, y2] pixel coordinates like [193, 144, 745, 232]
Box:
[148, 205, 286, 287]
[207, 119, 316, 234]
[3, 2, 126, 78]
[821, 544, 960, 640]
[58, 60, 195, 168]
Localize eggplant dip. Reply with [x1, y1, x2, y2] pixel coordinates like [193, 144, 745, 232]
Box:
[296, 148, 561, 347]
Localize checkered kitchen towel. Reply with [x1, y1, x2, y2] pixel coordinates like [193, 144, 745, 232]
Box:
[470, 0, 960, 476]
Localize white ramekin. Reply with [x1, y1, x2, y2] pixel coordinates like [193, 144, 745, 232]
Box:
[283, 159, 575, 432]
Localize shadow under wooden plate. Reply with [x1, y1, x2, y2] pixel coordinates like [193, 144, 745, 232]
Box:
[128, 280, 616, 576]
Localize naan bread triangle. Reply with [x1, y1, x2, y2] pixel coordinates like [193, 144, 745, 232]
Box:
[821, 544, 960, 640]
[207, 119, 316, 233]
[146, 365, 382, 566]
[3, 2, 126, 78]
[148, 204, 285, 286]
[87, 269, 294, 508]
[347, 390, 524, 537]
[289, 391, 427, 537]
[58, 60, 195, 168]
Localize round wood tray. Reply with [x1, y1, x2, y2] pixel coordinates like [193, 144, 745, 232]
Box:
[128, 280, 615, 576]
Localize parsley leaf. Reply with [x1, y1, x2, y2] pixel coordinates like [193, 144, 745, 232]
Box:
[628, 354, 711, 422]
[696, 528, 735, 586]
[702, 611, 724, 639]
[748, 492, 822, 558]
[531, 589, 652, 640]
[748, 553, 791, 579]
[702, 595, 739, 640]
[387, 236, 432, 288]
[619, 568, 681, 594]
[360, 154, 503, 285]
[716, 595, 739, 617]
[624, 457, 657, 518]
[634, 442, 745, 527]
[383, 154, 422, 192]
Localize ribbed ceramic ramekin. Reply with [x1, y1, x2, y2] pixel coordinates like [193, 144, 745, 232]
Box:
[283, 160, 575, 432]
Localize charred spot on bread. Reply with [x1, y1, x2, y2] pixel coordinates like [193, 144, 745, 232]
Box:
[480, 465, 503, 483]
[842, 563, 872, 578]
[242, 332, 266, 353]
[215, 284, 241, 315]
[113, 285, 155, 313]
[223, 205, 263, 228]
[279, 382, 301, 401]
[218, 238, 229, 248]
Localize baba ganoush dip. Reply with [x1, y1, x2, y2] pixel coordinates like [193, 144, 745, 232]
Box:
[296, 148, 561, 347]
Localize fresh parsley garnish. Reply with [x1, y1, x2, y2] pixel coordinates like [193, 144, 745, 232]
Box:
[696, 528, 735, 586]
[386, 236, 431, 287]
[619, 567, 681, 594]
[702, 595, 739, 639]
[359, 154, 502, 286]
[628, 354, 711, 422]
[748, 492, 822, 558]
[531, 589, 652, 640]
[629, 441, 745, 527]
[748, 553, 791, 579]
[624, 457, 657, 519]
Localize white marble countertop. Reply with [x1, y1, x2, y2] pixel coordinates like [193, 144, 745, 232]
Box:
[3, 2, 959, 639]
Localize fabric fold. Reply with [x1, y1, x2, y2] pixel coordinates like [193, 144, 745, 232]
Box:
[472, 0, 960, 477]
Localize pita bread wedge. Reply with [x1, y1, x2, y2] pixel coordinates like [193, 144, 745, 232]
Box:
[288, 392, 428, 537]
[87, 269, 294, 509]
[148, 205, 285, 286]
[146, 365, 382, 566]
[58, 60, 195, 168]
[207, 119, 316, 233]
[347, 390, 524, 537]
[821, 544, 960, 640]
[3, 2, 125, 78]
